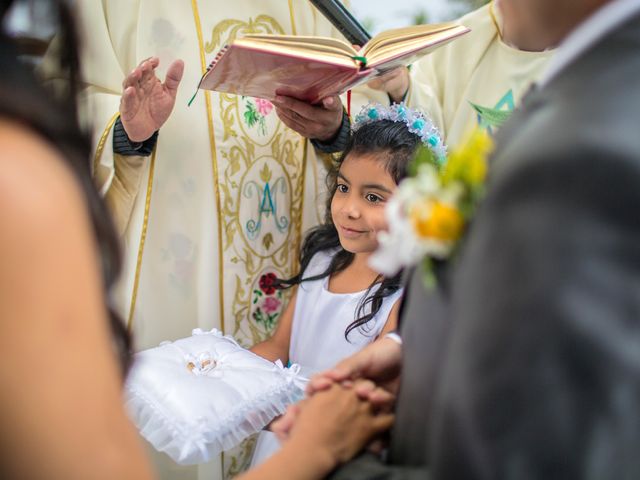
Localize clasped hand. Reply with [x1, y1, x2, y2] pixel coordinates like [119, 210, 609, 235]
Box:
[272, 337, 403, 465]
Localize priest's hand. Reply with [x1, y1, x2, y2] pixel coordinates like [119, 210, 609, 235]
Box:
[273, 95, 343, 142]
[367, 66, 410, 103]
[120, 57, 185, 142]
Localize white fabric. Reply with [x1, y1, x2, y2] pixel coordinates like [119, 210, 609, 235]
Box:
[384, 331, 403, 345]
[125, 328, 306, 465]
[251, 249, 404, 467]
[289, 249, 404, 375]
[540, 0, 640, 86]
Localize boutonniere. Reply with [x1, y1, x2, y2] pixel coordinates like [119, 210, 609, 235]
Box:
[370, 129, 494, 287]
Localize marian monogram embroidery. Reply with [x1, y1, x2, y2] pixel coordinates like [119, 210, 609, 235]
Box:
[244, 163, 289, 242]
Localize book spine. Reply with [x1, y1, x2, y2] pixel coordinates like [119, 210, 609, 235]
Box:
[207, 45, 229, 72]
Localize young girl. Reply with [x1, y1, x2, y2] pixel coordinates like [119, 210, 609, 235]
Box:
[250, 102, 446, 465]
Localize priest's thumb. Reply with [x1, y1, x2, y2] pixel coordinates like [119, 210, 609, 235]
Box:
[322, 96, 340, 110]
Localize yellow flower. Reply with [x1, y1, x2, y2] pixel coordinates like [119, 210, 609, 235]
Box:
[442, 130, 492, 187]
[410, 200, 465, 242]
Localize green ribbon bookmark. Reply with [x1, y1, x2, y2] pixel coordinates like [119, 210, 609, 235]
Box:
[352, 55, 368, 67]
[188, 69, 209, 107]
[187, 89, 198, 107]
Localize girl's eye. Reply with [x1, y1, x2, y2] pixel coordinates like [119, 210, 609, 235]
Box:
[365, 193, 383, 203]
[336, 183, 349, 193]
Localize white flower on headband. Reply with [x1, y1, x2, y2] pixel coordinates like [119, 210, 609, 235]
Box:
[352, 102, 447, 165]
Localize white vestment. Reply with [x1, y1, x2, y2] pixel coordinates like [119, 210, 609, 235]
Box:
[406, 3, 553, 147]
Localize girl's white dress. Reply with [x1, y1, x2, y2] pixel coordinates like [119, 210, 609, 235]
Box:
[250, 249, 404, 466]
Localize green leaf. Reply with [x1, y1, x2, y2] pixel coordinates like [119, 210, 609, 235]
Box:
[469, 101, 512, 128]
[420, 257, 437, 290]
[244, 101, 259, 127]
[410, 144, 439, 176]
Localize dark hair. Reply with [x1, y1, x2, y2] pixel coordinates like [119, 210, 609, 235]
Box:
[0, 1, 131, 372]
[278, 119, 421, 340]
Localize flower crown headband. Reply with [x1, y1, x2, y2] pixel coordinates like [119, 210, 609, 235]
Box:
[352, 102, 447, 165]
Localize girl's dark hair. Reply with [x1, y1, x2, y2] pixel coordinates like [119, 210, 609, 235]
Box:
[0, 1, 131, 372]
[278, 119, 421, 340]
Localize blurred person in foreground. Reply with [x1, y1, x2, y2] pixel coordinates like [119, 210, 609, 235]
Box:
[0, 1, 153, 478]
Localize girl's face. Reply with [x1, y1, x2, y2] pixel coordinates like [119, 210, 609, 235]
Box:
[331, 152, 397, 255]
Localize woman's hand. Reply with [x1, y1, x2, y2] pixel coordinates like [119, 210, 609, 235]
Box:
[273, 378, 396, 444]
[284, 383, 394, 466]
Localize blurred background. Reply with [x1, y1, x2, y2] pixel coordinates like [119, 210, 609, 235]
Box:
[3, 0, 490, 62]
[351, 0, 488, 33]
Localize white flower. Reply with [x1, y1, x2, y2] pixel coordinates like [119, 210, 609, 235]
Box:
[369, 164, 465, 276]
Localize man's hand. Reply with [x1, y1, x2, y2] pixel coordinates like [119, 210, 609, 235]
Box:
[272, 338, 402, 443]
[308, 336, 403, 396]
[273, 95, 343, 141]
[120, 57, 185, 142]
[272, 379, 395, 444]
[279, 383, 394, 467]
[367, 67, 410, 104]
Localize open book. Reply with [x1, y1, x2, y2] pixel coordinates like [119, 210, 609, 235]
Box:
[199, 22, 470, 104]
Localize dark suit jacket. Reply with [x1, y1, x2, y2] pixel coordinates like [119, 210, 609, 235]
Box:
[331, 10, 640, 480]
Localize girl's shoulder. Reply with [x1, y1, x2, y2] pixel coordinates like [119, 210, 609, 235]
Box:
[301, 247, 341, 278]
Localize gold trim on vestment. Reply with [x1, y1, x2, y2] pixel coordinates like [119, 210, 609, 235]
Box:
[89, 111, 150, 333]
[288, 0, 297, 35]
[289, 0, 306, 269]
[296, 139, 308, 268]
[192, 0, 225, 336]
[489, 1, 503, 40]
[92, 112, 119, 176]
[127, 148, 157, 332]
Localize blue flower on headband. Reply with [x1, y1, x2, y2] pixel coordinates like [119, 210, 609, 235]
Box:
[412, 119, 425, 130]
[352, 102, 447, 165]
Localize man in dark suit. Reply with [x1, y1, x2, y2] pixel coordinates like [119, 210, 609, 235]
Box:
[238, 1, 640, 479]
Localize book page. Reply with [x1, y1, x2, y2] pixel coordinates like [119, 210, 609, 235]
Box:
[362, 24, 470, 68]
[234, 38, 358, 69]
[360, 22, 460, 57]
[244, 37, 356, 59]
[244, 34, 357, 57]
